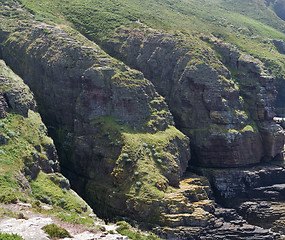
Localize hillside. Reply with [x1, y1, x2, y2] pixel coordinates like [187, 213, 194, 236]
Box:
[0, 0, 285, 239]
[18, 0, 285, 103]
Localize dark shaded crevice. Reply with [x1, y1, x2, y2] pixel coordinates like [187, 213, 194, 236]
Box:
[274, 0, 285, 22]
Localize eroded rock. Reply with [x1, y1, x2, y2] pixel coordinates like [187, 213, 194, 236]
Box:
[101, 28, 284, 167]
[0, 11, 191, 223]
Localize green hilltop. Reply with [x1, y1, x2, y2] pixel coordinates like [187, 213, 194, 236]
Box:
[17, 0, 285, 106]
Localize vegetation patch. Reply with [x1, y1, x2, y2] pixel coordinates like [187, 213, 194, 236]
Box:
[241, 125, 254, 133]
[116, 221, 161, 240]
[0, 111, 53, 174]
[0, 233, 24, 240]
[112, 123, 186, 198]
[55, 211, 94, 226]
[0, 175, 18, 204]
[42, 223, 72, 239]
[30, 171, 88, 213]
[17, 0, 285, 104]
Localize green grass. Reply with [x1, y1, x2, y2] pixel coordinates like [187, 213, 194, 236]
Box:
[17, 0, 285, 93]
[30, 171, 89, 213]
[116, 221, 161, 240]
[17, 0, 285, 41]
[55, 211, 94, 226]
[91, 116, 185, 198]
[82, 116, 189, 221]
[0, 233, 23, 240]
[42, 223, 72, 239]
[0, 175, 18, 204]
[0, 111, 53, 173]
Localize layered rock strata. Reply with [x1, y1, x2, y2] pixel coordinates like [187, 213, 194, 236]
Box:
[194, 161, 285, 236]
[210, 38, 285, 161]
[101, 28, 284, 167]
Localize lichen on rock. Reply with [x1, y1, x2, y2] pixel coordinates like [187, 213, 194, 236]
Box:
[101, 28, 284, 167]
[0, 15, 194, 224]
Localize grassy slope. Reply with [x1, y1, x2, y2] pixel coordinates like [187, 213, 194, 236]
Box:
[18, 0, 285, 85]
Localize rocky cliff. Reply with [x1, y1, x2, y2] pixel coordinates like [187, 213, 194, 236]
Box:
[0, 7, 193, 223]
[0, 58, 58, 181]
[101, 28, 284, 167]
[273, 0, 285, 21]
[0, 1, 285, 239]
[0, 56, 93, 219]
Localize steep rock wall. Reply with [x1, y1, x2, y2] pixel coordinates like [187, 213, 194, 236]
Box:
[0, 57, 95, 216]
[211, 39, 285, 160]
[101, 28, 284, 167]
[0, 18, 193, 221]
[0, 2, 283, 238]
[0, 59, 59, 176]
[274, 0, 285, 21]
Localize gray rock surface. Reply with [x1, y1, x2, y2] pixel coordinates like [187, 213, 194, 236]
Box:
[0, 217, 52, 240]
[194, 162, 285, 203]
[273, 39, 285, 54]
[0, 60, 36, 118]
[0, 216, 129, 240]
[155, 206, 279, 239]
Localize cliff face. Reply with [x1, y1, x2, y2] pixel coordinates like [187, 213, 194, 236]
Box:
[0, 59, 59, 177]
[0, 57, 93, 218]
[274, 0, 285, 21]
[102, 28, 284, 167]
[1, 1, 285, 239]
[0, 16, 194, 222]
[211, 39, 285, 160]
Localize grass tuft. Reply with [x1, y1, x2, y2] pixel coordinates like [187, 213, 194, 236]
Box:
[116, 221, 161, 240]
[42, 223, 72, 239]
[0, 233, 24, 240]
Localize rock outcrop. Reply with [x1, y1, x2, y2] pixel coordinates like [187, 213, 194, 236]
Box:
[273, 39, 285, 54]
[211, 39, 285, 160]
[194, 163, 285, 204]
[193, 161, 285, 236]
[239, 201, 285, 235]
[0, 59, 59, 176]
[1, 2, 285, 239]
[0, 5, 192, 223]
[101, 28, 284, 167]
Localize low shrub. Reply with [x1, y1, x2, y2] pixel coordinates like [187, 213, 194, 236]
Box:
[116, 221, 161, 240]
[0, 233, 24, 240]
[42, 223, 71, 239]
